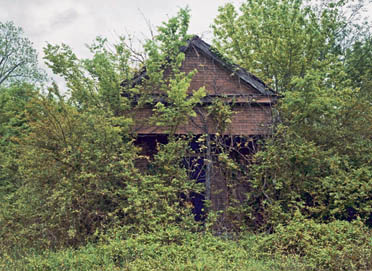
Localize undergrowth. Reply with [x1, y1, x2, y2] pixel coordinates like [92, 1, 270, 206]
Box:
[2, 220, 371, 271]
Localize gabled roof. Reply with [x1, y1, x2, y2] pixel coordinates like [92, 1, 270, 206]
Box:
[183, 36, 275, 96]
[123, 35, 276, 96]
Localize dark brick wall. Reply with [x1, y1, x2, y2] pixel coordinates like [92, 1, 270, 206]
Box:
[182, 47, 257, 95]
[133, 104, 272, 135]
[133, 46, 274, 136]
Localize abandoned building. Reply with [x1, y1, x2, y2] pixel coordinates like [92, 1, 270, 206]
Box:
[125, 35, 277, 224]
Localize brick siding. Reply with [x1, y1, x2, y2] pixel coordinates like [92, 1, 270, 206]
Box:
[133, 47, 274, 136]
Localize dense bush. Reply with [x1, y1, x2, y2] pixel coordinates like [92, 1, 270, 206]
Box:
[254, 214, 372, 270]
[0, 95, 139, 249]
[244, 70, 372, 229]
[1, 229, 306, 271]
[0, 96, 202, 251]
[5, 222, 370, 271]
[0, 83, 39, 199]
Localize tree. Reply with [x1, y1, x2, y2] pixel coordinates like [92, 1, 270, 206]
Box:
[141, 7, 206, 135]
[0, 8, 204, 249]
[0, 22, 45, 201]
[0, 83, 39, 197]
[0, 91, 142, 248]
[244, 68, 372, 230]
[212, 0, 372, 229]
[212, 0, 369, 93]
[0, 21, 45, 87]
[345, 36, 372, 93]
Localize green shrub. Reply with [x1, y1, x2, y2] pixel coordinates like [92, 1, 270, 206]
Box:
[1, 229, 307, 271]
[0, 96, 140, 249]
[254, 214, 372, 270]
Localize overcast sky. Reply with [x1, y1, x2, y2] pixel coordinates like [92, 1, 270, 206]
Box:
[1, 0, 371, 86]
[0, 0, 242, 76]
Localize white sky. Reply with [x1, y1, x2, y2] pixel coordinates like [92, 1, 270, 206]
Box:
[0, 0, 242, 80]
[1, 0, 371, 86]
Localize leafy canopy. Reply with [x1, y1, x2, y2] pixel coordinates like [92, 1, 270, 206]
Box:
[0, 21, 45, 87]
[212, 0, 369, 93]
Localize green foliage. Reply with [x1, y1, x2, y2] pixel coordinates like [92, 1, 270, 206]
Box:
[0, 83, 40, 211]
[43, 36, 132, 115]
[0, 21, 45, 86]
[1, 99, 201, 250]
[212, 0, 369, 92]
[345, 36, 372, 92]
[1, 229, 308, 271]
[245, 68, 372, 228]
[0, 93, 139, 249]
[143, 7, 191, 82]
[243, 65, 372, 232]
[0, 7, 204, 252]
[1, 31, 141, 250]
[2, 5, 372, 270]
[140, 8, 206, 134]
[151, 70, 205, 134]
[0, 84, 37, 138]
[254, 215, 372, 270]
[212, 0, 372, 231]
[123, 136, 203, 233]
[207, 98, 234, 134]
